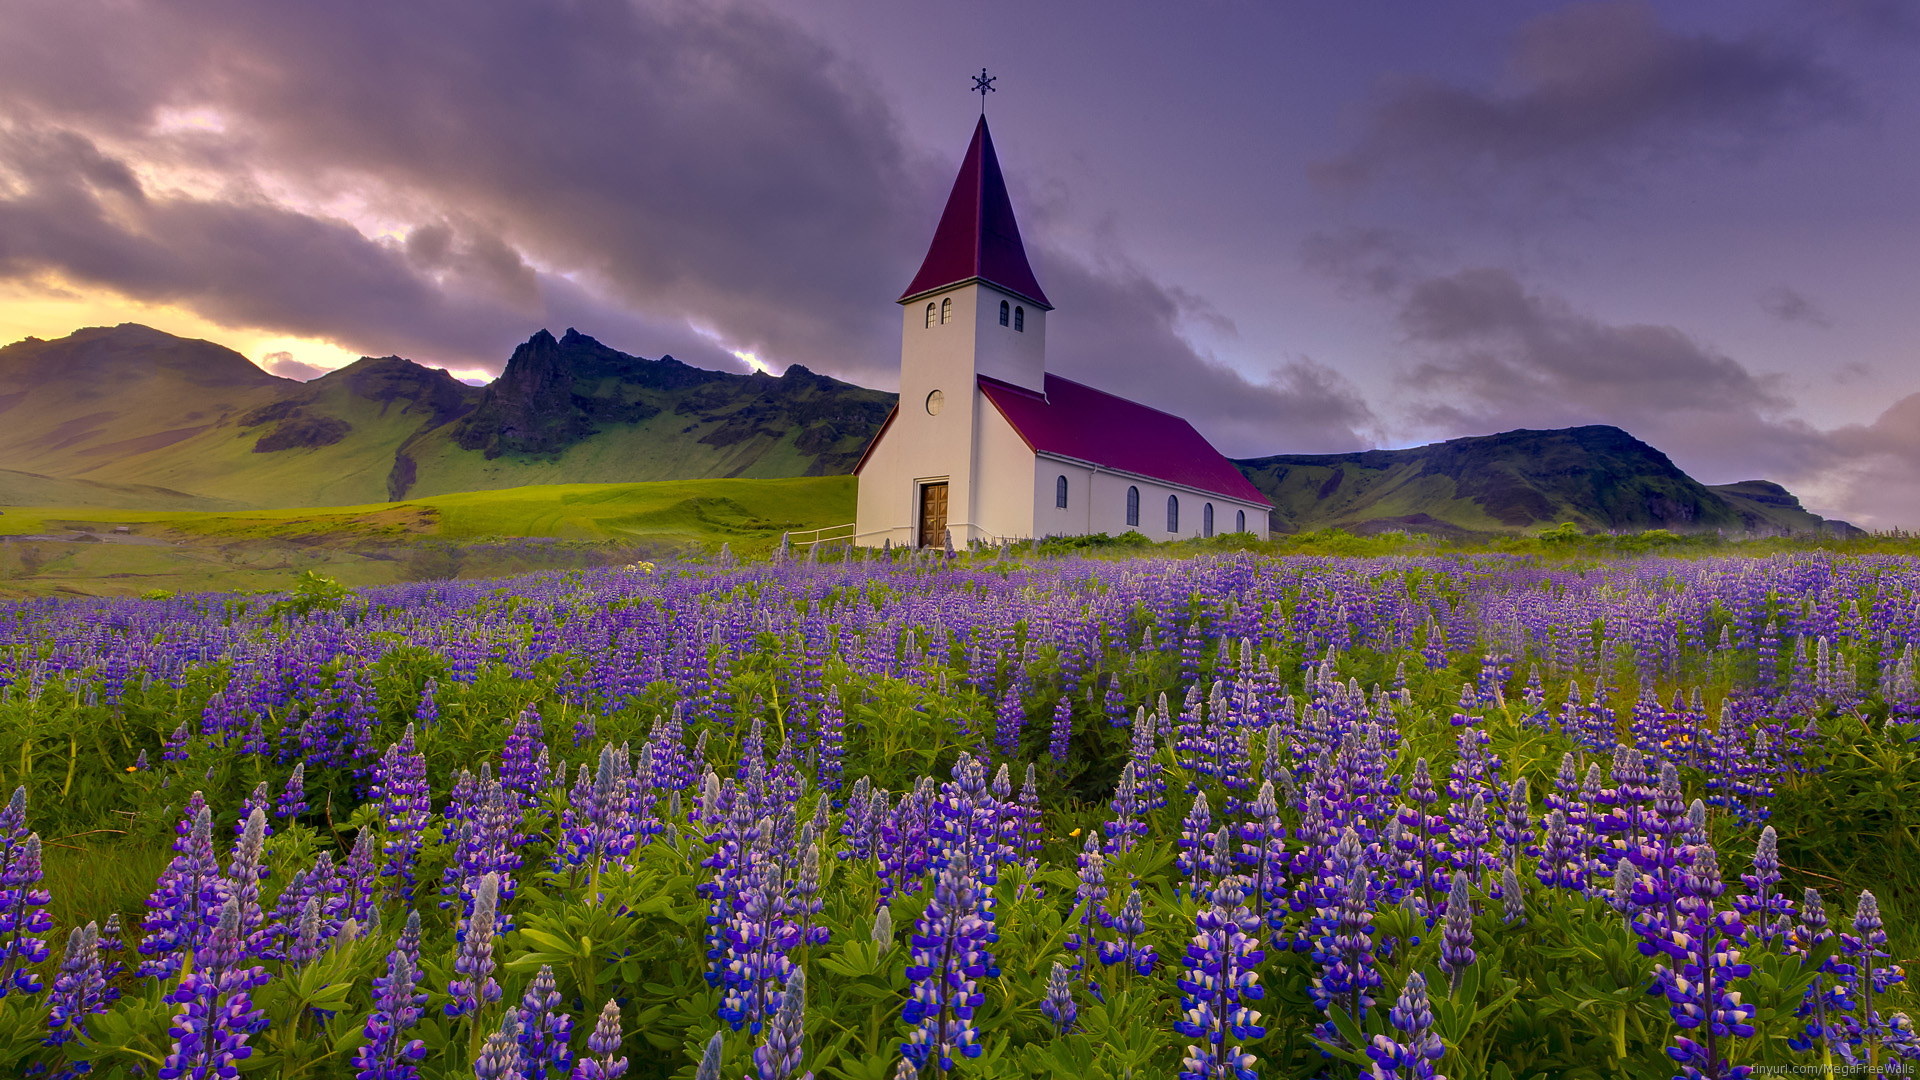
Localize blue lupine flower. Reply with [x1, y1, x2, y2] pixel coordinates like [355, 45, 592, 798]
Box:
[1175, 876, 1265, 1080]
[353, 910, 428, 1080]
[901, 857, 997, 1072]
[1040, 961, 1077, 1036]
[572, 1000, 629, 1080]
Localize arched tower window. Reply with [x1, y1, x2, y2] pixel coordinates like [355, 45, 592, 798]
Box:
[1055, 475, 1069, 508]
[1167, 495, 1180, 533]
[1125, 486, 1140, 527]
[1236, 509, 1246, 533]
[1203, 503, 1215, 538]
[999, 300, 1010, 326]
[940, 297, 952, 324]
[1013, 306, 1025, 332]
[924, 302, 936, 329]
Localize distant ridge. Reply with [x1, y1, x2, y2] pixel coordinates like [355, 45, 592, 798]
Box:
[0, 325, 1855, 534]
[0, 324, 892, 509]
[1233, 425, 1858, 537]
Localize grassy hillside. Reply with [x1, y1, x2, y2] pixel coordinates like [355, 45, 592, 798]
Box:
[0, 475, 855, 598]
[1235, 425, 1855, 537]
[0, 325, 893, 509]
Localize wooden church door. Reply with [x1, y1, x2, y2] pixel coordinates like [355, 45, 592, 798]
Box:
[918, 482, 948, 547]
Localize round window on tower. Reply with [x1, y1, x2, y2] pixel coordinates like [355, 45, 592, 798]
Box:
[925, 389, 945, 415]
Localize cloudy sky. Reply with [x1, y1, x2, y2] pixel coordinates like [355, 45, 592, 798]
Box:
[2, 0, 1917, 525]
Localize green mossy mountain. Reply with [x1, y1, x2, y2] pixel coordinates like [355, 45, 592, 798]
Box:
[0, 324, 893, 509]
[0, 325, 1854, 535]
[1233, 425, 1858, 537]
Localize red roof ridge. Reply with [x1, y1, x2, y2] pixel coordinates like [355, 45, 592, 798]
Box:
[978, 373, 1273, 507]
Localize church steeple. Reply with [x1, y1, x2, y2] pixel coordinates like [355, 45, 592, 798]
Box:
[899, 116, 1051, 310]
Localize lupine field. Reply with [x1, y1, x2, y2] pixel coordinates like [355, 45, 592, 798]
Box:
[1, 550, 1919, 1079]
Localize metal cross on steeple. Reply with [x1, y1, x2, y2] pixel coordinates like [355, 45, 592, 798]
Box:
[972, 68, 996, 113]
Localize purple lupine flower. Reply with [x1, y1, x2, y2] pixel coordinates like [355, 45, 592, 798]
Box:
[994, 682, 1026, 760]
[1499, 866, 1524, 925]
[1039, 961, 1077, 1036]
[415, 678, 440, 726]
[45, 921, 117, 1051]
[227, 808, 269, 955]
[1735, 826, 1788, 949]
[276, 763, 308, 819]
[374, 725, 432, 889]
[353, 910, 427, 1080]
[1656, 844, 1755, 1080]
[1537, 810, 1586, 893]
[1789, 888, 1845, 1058]
[515, 964, 574, 1080]
[1096, 885, 1157, 976]
[817, 687, 846, 796]
[718, 827, 798, 1035]
[752, 966, 812, 1080]
[1047, 695, 1073, 762]
[1065, 834, 1107, 960]
[0, 831, 52, 996]
[473, 1016, 525, 1080]
[1366, 971, 1445, 1080]
[501, 708, 547, 808]
[901, 857, 998, 1072]
[571, 1000, 629, 1080]
[236, 782, 273, 840]
[446, 872, 503, 1019]
[1848, 890, 1905, 1063]
[1438, 872, 1476, 992]
[1177, 793, 1214, 898]
[695, 1032, 724, 1080]
[1308, 828, 1381, 1036]
[1175, 876, 1265, 1080]
[140, 800, 224, 979]
[1104, 763, 1147, 854]
[159, 897, 268, 1080]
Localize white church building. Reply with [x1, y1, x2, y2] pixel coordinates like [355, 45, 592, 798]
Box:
[853, 116, 1271, 548]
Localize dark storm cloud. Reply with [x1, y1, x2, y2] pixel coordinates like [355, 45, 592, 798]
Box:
[1044, 258, 1376, 456]
[1393, 266, 1835, 481]
[1757, 286, 1833, 328]
[1312, 1, 1853, 192]
[0, 0, 1344, 451]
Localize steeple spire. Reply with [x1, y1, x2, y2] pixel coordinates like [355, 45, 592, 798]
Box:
[899, 116, 1052, 310]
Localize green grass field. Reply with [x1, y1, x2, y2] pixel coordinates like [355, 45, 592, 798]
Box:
[0, 475, 855, 597]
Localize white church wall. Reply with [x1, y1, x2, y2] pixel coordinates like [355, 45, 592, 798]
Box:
[1034, 455, 1269, 541]
[969, 285, 1046, 392]
[969, 401, 1037, 543]
[852, 419, 917, 547]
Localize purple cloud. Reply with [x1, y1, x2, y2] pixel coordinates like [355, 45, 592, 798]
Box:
[0, 0, 1366, 451]
[1757, 286, 1833, 328]
[258, 351, 326, 381]
[1313, 1, 1853, 193]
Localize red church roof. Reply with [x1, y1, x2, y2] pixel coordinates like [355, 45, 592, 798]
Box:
[899, 117, 1052, 310]
[978, 374, 1272, 506]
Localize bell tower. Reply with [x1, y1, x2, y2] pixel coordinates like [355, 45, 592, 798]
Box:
[855, 114, 1052, 547]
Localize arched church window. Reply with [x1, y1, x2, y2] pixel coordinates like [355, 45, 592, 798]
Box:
[925, 302, 937, 329]
[1203, 503, 1214, 538]
[1000, 300, 1010, 326]
[1236, 509, 1246, 533]
[1056, 475, 1069, 508]
[1167, 495, 1180, 533]
[1125, 486, 1140, 527]
[940, 297, 952, 324]
[1014, 306, 1025, 332]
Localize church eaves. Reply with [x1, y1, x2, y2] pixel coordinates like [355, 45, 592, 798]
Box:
[899, 116, 1052, 310]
